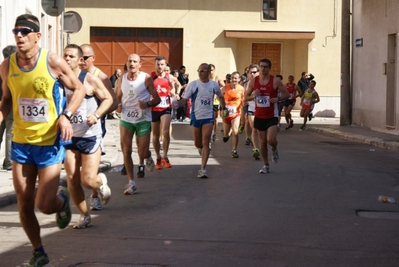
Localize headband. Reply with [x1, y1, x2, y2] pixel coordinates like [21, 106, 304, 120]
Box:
[15, 19, 40, 32]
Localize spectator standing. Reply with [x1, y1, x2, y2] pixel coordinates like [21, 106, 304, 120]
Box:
[177, 65, 189, 122]
[0, 45, 17, 170]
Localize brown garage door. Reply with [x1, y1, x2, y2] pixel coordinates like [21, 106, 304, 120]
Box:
[251, 43, 281, 76]
[90, 27, 183, 76]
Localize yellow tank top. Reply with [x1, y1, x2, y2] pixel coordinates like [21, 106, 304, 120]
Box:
[8, 48, 62, 145]
[92, 68, 101, 77]
[212, 75, 220, 105]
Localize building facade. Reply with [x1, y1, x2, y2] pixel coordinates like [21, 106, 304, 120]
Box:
[65, 0, 343, 115]
[0, 0, 60, 59]
[352, 0, 399, 134]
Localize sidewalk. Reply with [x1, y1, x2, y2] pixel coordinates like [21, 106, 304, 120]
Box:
[1, 112, 399, 208]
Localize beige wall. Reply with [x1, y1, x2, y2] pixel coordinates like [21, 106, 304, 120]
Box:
[66, 0, 342, 115]
[352, 0, 399, 133]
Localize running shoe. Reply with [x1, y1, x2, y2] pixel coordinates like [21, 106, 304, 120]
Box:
[90, 196, 103, 211]
[97, 173, 111, 205]
[272, 148, 279, 163]
[28, 250, 49, 267]
[162, 157, 172, 168]
[285, 124, 290, 130]
[308, 113, 313, 121]
[73, 214, 92, 229]
[145, 156, 155, 172]
[223, 136, 230, 143]
[211, 133, 216, 142]
[289, 119, 294, 128]
[252, 148, 260, 160]
[231, 150, 239, 158]
[198, 147, 202, 156]
[124, 184, 138, 195]
[198, 169, 208, 178]
[299, 125, 306, 131]
[137, 164, 145, 178]
[56, 186, 71, 229]
[259, 164, 270, 174]
[238, 125, 244, 134]
[120, 165, 127, 175]
[155, 157, 163, 170]
[245, 138, 251, 146]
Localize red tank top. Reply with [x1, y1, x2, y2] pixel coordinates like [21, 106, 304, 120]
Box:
[254, 75, 278, 119]
[286, 83, 297, 102]
[151, 72, 171, 111]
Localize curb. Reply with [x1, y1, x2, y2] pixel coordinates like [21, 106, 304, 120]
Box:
[307, 126, 399, 151]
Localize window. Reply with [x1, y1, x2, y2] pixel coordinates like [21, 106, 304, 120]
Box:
[263, 0, 277, 20]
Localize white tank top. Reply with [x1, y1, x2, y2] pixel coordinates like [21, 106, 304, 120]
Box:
[121, 72, 152, 123]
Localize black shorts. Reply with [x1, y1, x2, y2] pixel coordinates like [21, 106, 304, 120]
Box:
[254, 117, 278, 132]
[151, 109, 172, 122]
[284, 100, 296, 107]
[242, 105, 249, 115]
[213, 104, 220, 112]
[278, 102, 284, 115]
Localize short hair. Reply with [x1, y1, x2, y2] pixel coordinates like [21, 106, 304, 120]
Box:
[248, 63, 259, 71]
[2, 45, 17, 58]
[179, 65, 186, 70]
[301, 71, 307, 76]
[155, 55, 166, 62]
[310, 80, 316, 86]
[65, 44, 83, 57]
[276, 74, 283, 80]
[209, 63, 215, 69]
[171, 70, 179, 76]
[289, 75, 294, 79]
[259, 58, 272, 68]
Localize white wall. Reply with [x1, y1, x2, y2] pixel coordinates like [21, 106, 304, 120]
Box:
[0, 0, 60, 61]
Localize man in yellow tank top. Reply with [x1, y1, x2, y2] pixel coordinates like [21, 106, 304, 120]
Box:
[0, 14, 86, 266]
[209, 64, 225, 142]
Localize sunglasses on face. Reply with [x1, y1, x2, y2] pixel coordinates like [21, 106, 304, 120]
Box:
[83, 55, 93, 61]
[197, 70, 208, 73]
[12, 28, 36, 36]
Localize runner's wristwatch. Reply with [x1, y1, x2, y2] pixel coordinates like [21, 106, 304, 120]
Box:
[62, 110, 73, 121]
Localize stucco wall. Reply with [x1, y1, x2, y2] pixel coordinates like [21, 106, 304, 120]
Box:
[352, 0, 399, 133]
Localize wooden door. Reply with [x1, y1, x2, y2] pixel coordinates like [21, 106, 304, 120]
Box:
[251, 43, 281, 75]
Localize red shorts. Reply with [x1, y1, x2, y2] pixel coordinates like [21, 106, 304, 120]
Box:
[223, 114, 240, 125]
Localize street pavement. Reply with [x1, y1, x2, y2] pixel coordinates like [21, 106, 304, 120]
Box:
[1, 112, 399, 266]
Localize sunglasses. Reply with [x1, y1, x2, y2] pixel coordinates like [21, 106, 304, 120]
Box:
[197, 70, 208, 73]
[12, 28, 36, 36]
[83, 55, 93, 61]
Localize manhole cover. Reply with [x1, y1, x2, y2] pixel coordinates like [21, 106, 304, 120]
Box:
[72, 264, 164, 267]
[356, 210, 399, 219]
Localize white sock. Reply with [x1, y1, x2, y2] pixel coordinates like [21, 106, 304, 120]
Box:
[129, 180, 136, 186]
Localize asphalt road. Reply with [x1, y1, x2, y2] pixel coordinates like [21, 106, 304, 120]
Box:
[1, 122, 399, 267]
